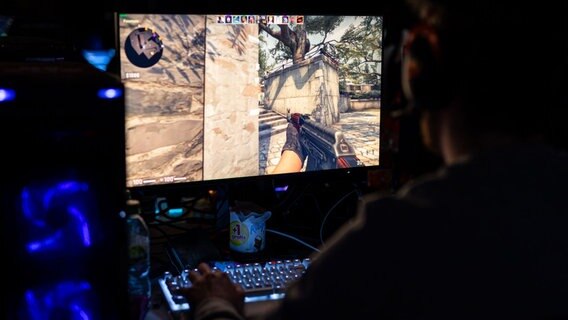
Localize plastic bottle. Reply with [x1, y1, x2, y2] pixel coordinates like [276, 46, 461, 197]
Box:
[125, 198, 151, 319]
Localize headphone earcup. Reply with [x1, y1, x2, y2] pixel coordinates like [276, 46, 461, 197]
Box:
[404, 26, 446, 112]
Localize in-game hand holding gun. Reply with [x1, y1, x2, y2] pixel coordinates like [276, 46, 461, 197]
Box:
[284, 109, 364, 171]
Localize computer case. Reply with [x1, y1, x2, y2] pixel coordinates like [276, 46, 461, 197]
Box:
[0, 60, 128, 319]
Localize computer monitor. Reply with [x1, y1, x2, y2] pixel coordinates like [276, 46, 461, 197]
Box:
[115, 13, 384, 191]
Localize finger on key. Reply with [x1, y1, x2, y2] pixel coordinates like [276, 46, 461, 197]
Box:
[188, 267, 203, 282]
[197, 262, 213, 275]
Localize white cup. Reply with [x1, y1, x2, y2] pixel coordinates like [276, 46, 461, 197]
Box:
[229, 210, 271, 253]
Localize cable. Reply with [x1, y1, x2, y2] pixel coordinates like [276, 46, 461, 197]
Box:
[319, 188, 360, 247]
[267, 228, 321, 253]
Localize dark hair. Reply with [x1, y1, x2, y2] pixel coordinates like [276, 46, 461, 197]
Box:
[407, 0, 567, 146]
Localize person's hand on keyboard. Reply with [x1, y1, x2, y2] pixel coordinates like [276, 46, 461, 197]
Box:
[174, 262, 246, 318]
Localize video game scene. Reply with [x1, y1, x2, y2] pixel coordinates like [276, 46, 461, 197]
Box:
[118, 14, 382, 188]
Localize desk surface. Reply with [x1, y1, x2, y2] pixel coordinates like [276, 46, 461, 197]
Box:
[158, 225, 317, 270]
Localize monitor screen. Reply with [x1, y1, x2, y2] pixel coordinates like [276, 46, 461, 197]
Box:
[116, 13, 383, 188]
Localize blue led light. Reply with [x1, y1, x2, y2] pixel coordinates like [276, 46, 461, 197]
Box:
[24, 281, 93, 320]
[22, 180, 93, 253]
[43, 181, 89, 209]
[68, 206, 92, 246]
[27, 230, 63, 253]
[21, 188, 46, 228]
[167, 208, 185, 218]
[0, 88, 16, 102]
[97, 88, 123, 99]
[82, 48, 116, 71]
[274, 185, 289, 192]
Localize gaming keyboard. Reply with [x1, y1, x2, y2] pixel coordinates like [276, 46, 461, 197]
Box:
[159, 258, 311, 313]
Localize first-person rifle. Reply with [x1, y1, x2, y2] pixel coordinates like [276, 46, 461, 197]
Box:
[287, 110, 364, 171]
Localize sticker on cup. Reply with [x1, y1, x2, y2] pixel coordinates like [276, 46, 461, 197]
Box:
[230, 210, 271, 253]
